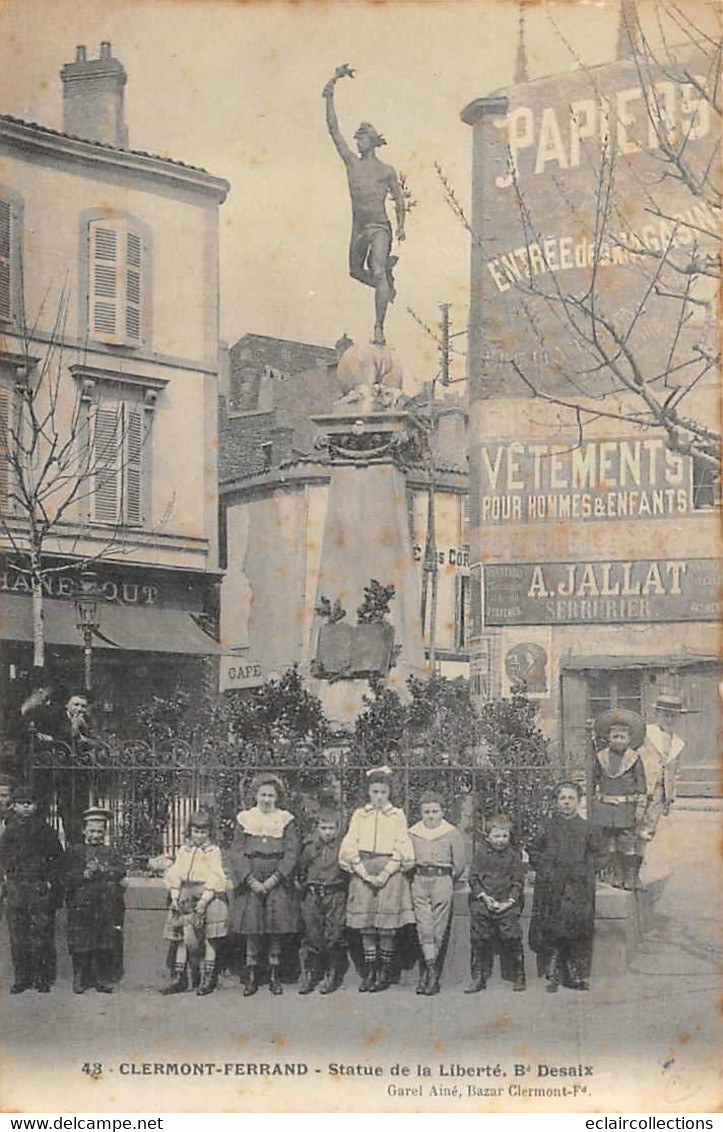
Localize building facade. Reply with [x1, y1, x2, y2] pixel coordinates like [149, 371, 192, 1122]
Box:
[219, 335, 470, 701]
[462, 26, 720, 791]
[0, 43, 228, 736]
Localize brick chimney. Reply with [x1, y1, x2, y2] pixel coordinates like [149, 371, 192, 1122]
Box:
[60, 42, 128, 147]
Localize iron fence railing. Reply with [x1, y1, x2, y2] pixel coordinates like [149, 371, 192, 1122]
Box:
[29, 735, 563, 866]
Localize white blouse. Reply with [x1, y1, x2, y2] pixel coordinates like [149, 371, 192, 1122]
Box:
[339, 804, 414, 871]
[163, 843, 230, 898]
[235, 807, 295, 838]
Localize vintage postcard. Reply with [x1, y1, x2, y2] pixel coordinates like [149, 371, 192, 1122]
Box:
[0, 0, 720, 1115]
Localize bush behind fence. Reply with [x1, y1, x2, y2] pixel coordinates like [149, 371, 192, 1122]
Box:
[30, 736, 561, 866]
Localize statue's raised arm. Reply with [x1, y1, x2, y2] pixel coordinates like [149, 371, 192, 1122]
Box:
[322, 64, 406, 347]
[322, 64, 356, 164]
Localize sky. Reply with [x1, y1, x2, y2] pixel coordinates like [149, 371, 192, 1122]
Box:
[0, 0, 637, 389]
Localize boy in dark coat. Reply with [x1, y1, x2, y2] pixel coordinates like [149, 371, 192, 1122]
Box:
[64, 807, 126, 994]
[0, 784, 64, 993]
[465, 814, 526, 993]
[528, 781, 604, 992]
[297, 809, 349, 995]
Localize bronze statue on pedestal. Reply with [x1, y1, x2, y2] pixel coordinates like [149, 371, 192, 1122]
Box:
[323, 64, 406, 347]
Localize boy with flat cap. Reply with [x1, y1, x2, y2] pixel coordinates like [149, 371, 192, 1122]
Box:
[592, 708, 648, 890]
[64, 807, 126, 994]
[0, 785, 64, 993]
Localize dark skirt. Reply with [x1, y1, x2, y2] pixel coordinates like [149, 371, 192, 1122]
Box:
[229, 853, 300, 936]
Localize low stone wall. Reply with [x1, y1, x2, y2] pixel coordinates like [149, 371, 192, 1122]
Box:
[112, 878, 654, 990]
[1, 877, 652, 993]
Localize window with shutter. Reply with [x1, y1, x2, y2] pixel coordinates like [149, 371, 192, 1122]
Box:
[88, 219, 145, 346]
[125, 231, 142, 342]
[454, 573, 472, 651]
[0, 200, 12, 322]
[0, 381, 14, 510]
[123, 408, 143, 525]
[92, 404, 121, 523]
[91, 401, 146, 527]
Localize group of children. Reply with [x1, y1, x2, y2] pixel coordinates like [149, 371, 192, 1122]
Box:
[0, 786, 124, 995]
[0, 705, 663, 998]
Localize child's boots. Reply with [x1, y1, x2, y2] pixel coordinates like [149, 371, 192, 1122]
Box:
[509, 941, 526, 991]
[197, 960, 217, 997]
[545, 950, 560, 993]
[358, 960, 376, 992]
[425, 956, 441, 996]
[623, 855, 643, 891]
[465, 949, 487, 993]
[298, 951, 320, 995]
[319, 950, 345, 995]
[73, 955, 91, 995]
[415, 959, 431, 995]
[371, 957, 393, 993]
[160, 962, 188, 995]
[268, 964, 283, 995]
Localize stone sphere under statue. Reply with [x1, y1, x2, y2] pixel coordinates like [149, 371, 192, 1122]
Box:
[336, 342, 403, 396]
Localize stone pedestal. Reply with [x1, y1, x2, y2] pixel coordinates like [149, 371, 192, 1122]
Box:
[306, 375, 426, 722]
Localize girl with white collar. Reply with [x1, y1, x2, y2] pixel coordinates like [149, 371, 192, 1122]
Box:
[409, 792, 466, 996]
[227, 773, 300, 997]
[339, 766, 414, 993]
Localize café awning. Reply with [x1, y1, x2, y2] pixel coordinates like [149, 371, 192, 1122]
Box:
[1, 595, 221, 655]
[561, 653, 720, 670]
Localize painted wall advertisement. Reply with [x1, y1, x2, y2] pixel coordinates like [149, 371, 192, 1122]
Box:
[484, 557, 722, 625]
[476, 436, 705, 525]
[501, 626, 553, 697]
[466, 49, 718, 399]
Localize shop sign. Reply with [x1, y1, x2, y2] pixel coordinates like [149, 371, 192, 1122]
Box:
[412, 544, 470, 568]
[0, 565, 160, 605]
[476, 437, 700, 525]
[219, 655, 264, 692]
[484, 558, 723, 625]
[467, 50, 718, 400]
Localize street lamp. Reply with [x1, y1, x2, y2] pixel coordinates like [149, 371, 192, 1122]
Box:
[75, 571, 101, 693]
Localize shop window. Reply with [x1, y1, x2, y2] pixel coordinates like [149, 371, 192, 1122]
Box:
[692, 455, 721, 510]
[87, 218, 148, 347]
[587, 668, 643, 720]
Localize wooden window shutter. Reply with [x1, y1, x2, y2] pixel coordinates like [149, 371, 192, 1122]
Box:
[455, 574, 471, 651]
[89, 222, 120, 342]
[123, 407, 144, 525]
[0, 382, 13, 509]
[0, 200, 12, 322]
[125, 231, 142, 343]
[92, 404, 121, 523]
[89, 220, 145, 345]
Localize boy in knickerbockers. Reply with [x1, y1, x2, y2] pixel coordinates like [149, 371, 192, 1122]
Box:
[297, 809, 349, 995]
[465, 814, 526, 994]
